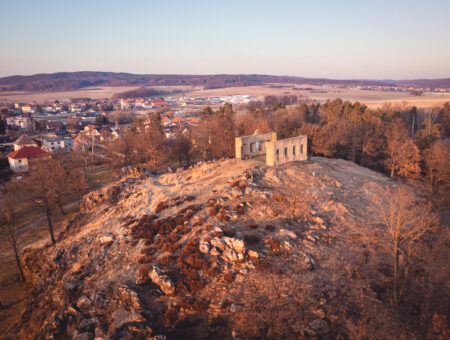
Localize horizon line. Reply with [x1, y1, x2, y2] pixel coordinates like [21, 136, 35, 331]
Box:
[1, 70, 450, 82]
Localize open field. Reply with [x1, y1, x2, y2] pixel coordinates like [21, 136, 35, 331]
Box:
[0, 85, 199, 104]
[187, 84, 450, 108]
[1, 84, 449, 108]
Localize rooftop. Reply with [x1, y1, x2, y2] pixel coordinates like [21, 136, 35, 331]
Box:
[7, 146, 48, 160]
[14, 135, 36, 145]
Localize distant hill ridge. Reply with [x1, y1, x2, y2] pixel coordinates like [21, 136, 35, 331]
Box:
[0, 71, 449, 92]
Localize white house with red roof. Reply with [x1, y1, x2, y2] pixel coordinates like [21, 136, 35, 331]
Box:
[21, 104, 34, 113]
[7, 146, 48, 172]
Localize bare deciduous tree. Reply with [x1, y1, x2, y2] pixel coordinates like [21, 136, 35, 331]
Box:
[384, 121, 420, 178]
[141, 124, 167, 173]
[0, 182, 26, 281]
[373, 186, 437, 304]
[51, 151, 87, 214]
[421, 140, 450, 207]
[170, 128, 192, 167]
[18, 160, 58, 244]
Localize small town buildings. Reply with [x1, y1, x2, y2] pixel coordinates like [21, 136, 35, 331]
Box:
[144, 101, 154, 109]
[152, 99, 168, 107]
[134, 99, 144, 108]
[112, 126, 128, 139]
[13, 135, 38, 151]
[7, 146, 48, 172]
[7, 116, 33, 129]
[46, 120, 63, 131]
[161, 116, 170, 126]
[171, 116, 183, 125]
[119, 99, 130, 110]
[83, 125, 101, 138]
[21, 105, 32, 113]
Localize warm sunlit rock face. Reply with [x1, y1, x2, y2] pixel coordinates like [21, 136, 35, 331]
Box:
[7, 157, 444, 339]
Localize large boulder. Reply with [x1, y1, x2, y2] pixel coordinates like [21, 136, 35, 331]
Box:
[149, 266, 175, 295]
[223, 237, 246, 254]
[81, 184, 122, 212]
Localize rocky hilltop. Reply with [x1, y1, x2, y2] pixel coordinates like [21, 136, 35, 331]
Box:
[5, 157, 441, 339]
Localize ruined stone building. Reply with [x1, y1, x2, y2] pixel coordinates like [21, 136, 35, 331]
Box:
[235, 130, 307, 166]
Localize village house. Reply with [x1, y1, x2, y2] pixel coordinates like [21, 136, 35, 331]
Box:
[161, 116, 171, 126]
[134, 99, 144, 108]
[112, 126, 128, 139]
[13, 135, 38, 151]
[7, 146, 48, 172]
[21, 104, 35, 114]
[7, 116, 33, 129]
[144, 101, 154, 109]
[99, 126, 113, 142]
[83, 125, 101, 138]
[46, 120, 63, 131]
[42, 137, 65, 152]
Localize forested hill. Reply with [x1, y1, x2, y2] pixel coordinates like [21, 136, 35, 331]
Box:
[1, 71, 449, 93]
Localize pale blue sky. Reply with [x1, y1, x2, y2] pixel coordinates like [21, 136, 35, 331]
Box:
[0, 0, 449, 79]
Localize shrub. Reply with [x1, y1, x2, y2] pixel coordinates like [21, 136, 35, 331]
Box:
[244, 233, 261, 245]
[264, 224, 275, 232]
[254, 258, 271, 272]
[271, 192, 285, 202]
[159, 255, 177, 266]
[179, 296, 210, 312]
[156, 200, 170, 213]
[136, 264, 151, 282]
[223, 272, 235, 283]
[137, 255, 153, 264]
[223, 227, 236, 237]
[140, 246, 157, 256]
[164, 307, 179, 328]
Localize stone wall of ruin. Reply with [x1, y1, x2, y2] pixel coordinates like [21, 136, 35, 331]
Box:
[265, 135, 307, 166]
[235, 132, 277, 159]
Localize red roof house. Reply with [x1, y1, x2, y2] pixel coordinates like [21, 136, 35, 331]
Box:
[7, 146, 48, 172]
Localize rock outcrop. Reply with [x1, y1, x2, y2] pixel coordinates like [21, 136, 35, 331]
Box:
[7, 157, 416, 340]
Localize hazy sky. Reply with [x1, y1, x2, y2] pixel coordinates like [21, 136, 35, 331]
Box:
[1, 0, 449, 79]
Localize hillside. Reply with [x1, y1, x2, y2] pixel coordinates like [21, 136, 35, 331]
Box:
[4, 157, 448, 339]
[1, 72, 448, 93]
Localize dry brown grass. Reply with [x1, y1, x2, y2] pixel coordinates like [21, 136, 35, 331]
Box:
[0, 85, 197, 103]
[1, 83, 448, 108]
[186, 85, 450, 109]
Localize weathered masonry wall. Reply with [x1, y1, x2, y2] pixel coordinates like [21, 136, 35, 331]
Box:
[235, 131, 277, 159]
[265, 135, 308, 166]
